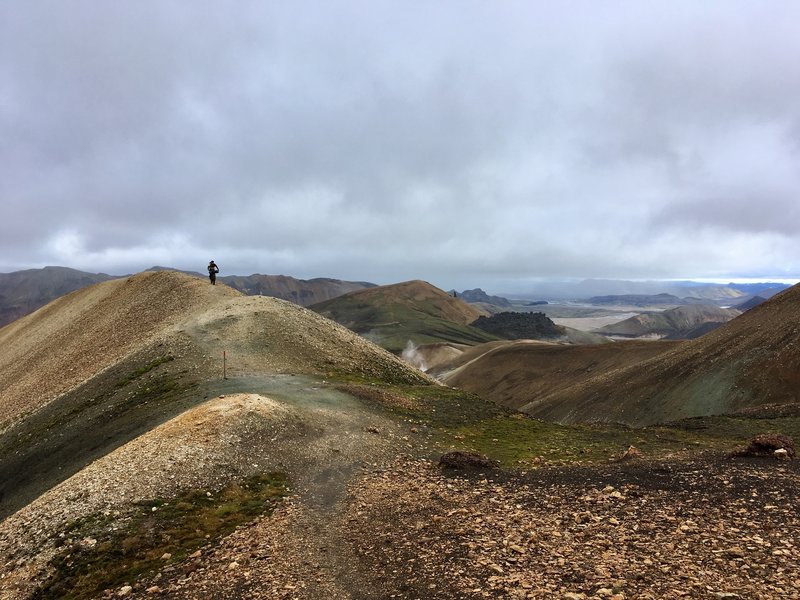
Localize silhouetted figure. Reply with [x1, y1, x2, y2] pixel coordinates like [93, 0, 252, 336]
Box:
[208, 260, 219, 285]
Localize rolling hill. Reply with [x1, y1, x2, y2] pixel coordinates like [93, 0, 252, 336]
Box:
[521, 283, 800, 425]
[595, 304, 741, 339]
[220, 273, 375, 306]
[0, 266, 116, 328]
[310, 280, 499, 353]
[0, 271, 430, 519]
[0, 267, 376, 329]
[733, 295, 768, 311]
[437, 339, 680, 410]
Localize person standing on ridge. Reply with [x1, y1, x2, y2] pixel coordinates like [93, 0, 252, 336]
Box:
[208, 260, 219, 285]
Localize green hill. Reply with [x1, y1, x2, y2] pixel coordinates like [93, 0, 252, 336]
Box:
[311, 280, 500, 353]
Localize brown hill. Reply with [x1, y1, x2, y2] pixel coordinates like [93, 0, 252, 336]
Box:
[340, 280, 485, 325]
[0, 271, 238, 427]
[0, 271, 427, 429]
[220, 273, 375, 306]
[439, 340, 679, 410]
[0, 270, 430, 519]
[595, 304, 740, 339]
[523, 283, 800, 425]
[0, 267, 375, 330]
[0, 266, 116, 328]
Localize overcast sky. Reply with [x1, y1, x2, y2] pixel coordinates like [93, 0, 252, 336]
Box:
[2, 2, 800, 291]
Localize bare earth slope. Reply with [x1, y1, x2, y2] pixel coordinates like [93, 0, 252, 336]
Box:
[525, 283, 800, 425]
[439, 340, 679, 410]
[0, 271, 239, 428]
[0, 272, 430, 518]
[595, 304, 740, 339]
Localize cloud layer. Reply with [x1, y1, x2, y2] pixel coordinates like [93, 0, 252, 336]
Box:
[3, 2, 800, 290]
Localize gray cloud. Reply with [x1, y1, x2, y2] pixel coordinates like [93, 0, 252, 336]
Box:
[2, 1, 800, 290]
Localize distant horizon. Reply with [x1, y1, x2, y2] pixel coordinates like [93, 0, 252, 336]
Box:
[2, 264, 797, 298]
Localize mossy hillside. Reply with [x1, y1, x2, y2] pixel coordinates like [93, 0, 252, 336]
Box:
[0, 347, 205, 519]
[313, 294, 499, 353]
[114, 355, 175, 388]
[447, 413, 800, 468]
[34, 473, 289, 600]
[336, 379, 800, 468]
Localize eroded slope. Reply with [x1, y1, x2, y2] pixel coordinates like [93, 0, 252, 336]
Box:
[0, 271, 239, 428]
[526, 284, 800, 425]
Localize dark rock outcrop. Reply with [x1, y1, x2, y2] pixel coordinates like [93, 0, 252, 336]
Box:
[471, 311, 563, 340]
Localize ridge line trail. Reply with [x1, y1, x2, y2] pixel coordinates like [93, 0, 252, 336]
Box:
[164, 297, 422, 597]
[165, 377, 413, 598]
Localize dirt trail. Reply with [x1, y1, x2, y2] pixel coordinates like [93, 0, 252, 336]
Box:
[134, 297, 428, 597]
[129, 374, 414, 599]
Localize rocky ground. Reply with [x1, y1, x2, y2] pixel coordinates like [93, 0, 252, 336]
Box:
[26, 451, 795, 600]
[3, 398, 799, 600]
[345, 455, 799, 599]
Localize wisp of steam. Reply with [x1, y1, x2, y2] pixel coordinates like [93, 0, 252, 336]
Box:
[401, 340, 428, 372]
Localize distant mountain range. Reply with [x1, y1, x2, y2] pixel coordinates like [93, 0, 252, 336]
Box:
[453, 288, 511, 307]
[594, 304, 741, 339]
[506, 278, 791, 302]
[0, 266, 375, 328]
[0, 267, 117, 328]
[220, 274, 375, 306]
[587, 293, 686, 306]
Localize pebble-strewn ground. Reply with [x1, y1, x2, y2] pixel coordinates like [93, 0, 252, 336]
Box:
[344, 456, 799, 599]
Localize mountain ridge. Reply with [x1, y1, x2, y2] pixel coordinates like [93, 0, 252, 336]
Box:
[523, 283, 800, 424]
[0, 266, 377, 328]
[311, 280, 498, 353]
[595, 304, 741, 339]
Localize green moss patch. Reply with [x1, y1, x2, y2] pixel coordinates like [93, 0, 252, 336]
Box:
[335, 378, 800, 470]
[34, 473, 289, 600]
[445, 413, 800, 468]
[336, 382, 508, 426]
[114, 355, 175, 388]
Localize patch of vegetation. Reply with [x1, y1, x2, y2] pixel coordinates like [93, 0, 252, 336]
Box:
[323, 361, 432, 387]
[662, 414, 800, 445]
[445, 413, 800, 468]
[446, 416, 650, 467]
[115, 355, 175, 388]
[336, 377, 800, 470]
[313, 294, 499, 353]
[336, 380, 508, 426]
[127, 372, 183, 403]
[34, 473, 290, 600]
